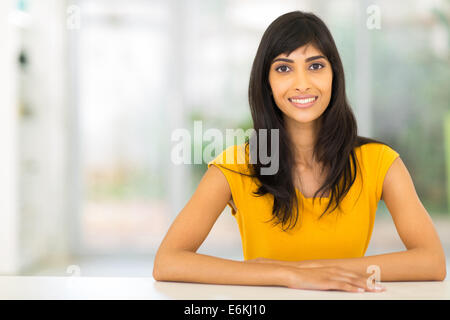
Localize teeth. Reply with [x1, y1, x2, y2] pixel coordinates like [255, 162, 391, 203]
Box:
[291, 97, 316, 104]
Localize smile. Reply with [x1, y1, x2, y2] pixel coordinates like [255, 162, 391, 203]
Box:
[288, 96, 318, 108]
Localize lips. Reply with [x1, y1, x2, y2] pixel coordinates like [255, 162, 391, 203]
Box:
[288, 95, 318, 108]
[289, 94, 317, 100]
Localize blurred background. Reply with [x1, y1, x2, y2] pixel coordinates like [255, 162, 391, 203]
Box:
[0, 0, 449, 278]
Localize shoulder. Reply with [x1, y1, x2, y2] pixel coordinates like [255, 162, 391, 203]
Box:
[356, 141, 388, 153]
[355, 141, 400, 200]
[207, 143, 250, 172]
[354, 141, 400, 180]
[206, 144, 251, 214]
[355, 142, 399, 165]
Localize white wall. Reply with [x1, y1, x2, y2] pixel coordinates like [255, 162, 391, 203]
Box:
[0, 0, 71, 275]
[0, 0, 19, 275]
[19, 0, 71, 272]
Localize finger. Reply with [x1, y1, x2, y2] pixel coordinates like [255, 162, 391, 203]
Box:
[356, 274, 386, 292]
[326, 281, 365, 293]
[333, 269, 379, 288]
[334, 267, 367, 280]
[365, 281, 386, 292]
[331, 275, 386, 293]
[330, 275, 366, 290]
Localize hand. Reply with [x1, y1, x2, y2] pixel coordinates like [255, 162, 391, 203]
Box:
[283, 265, 386, 293]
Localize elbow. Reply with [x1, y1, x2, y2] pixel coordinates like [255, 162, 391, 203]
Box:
[152, 252, 166, 281]
[433, 267, 446, 281]
[152, 263, 162, 281]
[438, 269, 447, 281]
[153, 258, 169, 281]
[152, 251, 175, 281]
[416, 247, 447, 281]
[415, 247, 447, 281]
[432, 251, 447, 281]
[435, 261, 447, 281]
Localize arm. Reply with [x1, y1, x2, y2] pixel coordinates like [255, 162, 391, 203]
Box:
[153, 165, 380, 292]
[153, 165, 286, 287]
[247, 157, 447, 281]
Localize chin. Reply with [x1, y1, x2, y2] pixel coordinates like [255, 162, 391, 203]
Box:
[289, 114, 319, 124]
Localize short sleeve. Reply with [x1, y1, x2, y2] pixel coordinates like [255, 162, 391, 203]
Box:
[375, 144, 400, 201]
[207, 144, 249, 216]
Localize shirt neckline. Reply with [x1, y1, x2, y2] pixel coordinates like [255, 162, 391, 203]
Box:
[295, 188, 331, 201]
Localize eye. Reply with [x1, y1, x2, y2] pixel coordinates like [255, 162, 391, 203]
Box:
[275, 65, 291, 73]
[309, 63, 324, 70]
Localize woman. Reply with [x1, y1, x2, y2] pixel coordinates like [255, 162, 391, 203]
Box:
[153, 11, 446, 293]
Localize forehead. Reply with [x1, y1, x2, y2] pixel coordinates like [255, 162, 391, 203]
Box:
[274, 43, 323, 60]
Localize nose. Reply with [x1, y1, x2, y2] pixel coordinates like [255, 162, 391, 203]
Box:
[294, 69, 311, 92]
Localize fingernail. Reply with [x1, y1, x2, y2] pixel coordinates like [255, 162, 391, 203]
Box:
[374, 285, 385, 291]
[357, 288, 365, 293]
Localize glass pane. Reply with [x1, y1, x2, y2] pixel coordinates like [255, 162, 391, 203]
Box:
[78, 1, 171, 254]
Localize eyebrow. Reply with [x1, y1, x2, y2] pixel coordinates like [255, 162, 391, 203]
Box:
[271, 55, 327, 64]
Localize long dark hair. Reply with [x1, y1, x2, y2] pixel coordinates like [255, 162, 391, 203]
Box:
[216, 11, 391, 231]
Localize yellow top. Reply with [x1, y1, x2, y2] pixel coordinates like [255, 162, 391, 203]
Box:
[207, 142, 400, 261]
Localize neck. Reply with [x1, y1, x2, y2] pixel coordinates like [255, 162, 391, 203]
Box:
[284, 117, 321, 168]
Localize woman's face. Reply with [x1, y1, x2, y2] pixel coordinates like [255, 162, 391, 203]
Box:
[268, 43, 333, 125]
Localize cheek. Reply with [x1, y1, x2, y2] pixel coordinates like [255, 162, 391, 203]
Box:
[270, 79, 291, 99]
[313, 74, 333, 94]
[323, 73, 333, 95]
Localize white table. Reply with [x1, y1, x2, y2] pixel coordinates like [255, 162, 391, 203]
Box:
[0, 276, 449, 300]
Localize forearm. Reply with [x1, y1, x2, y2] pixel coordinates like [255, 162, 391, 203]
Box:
[153, 250, 287, 287]
[253, 248, 447, 281]
[309, 248, 446, 281]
